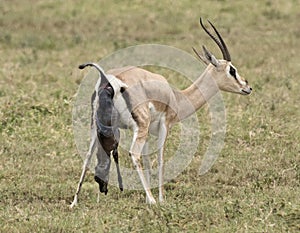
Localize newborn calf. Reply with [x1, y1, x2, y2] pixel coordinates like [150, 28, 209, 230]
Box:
[89, 64, 122, 194]
[70, 62, 127, 208]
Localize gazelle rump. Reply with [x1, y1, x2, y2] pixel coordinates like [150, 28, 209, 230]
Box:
[70, 18, 252, 207]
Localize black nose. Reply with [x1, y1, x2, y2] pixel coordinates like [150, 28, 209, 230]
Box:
[250, 87, 252, 91]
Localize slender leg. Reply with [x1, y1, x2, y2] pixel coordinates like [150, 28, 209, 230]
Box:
[70, 130, 97, 208]
[142, 141, 152, 203]
[130, 135, 156, 204]
[95, 141, 111, 195]
[158, 122, 167, 203]
[142, 141, 151, 186]
[113, 148, 123, 191]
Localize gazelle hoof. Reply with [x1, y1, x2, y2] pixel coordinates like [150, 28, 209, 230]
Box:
[146, 197, 156, 205]
[70, 197, 78, 208]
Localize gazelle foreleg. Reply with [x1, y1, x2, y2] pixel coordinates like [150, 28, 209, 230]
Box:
[142, 141, 151, 185]
[158, 122, 168, 202]
[142, 141, 152, 203]
[70, 129, 97, 208]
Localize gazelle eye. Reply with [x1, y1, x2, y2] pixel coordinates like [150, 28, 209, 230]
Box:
[229, 66, 236, 78]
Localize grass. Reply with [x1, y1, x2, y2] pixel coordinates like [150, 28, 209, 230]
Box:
[0, 0, 299, 232]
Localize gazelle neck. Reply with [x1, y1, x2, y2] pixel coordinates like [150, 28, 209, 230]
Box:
[175, 66, 220, 121]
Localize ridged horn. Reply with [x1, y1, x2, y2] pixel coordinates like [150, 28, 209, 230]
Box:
[200, 18, 231, 61]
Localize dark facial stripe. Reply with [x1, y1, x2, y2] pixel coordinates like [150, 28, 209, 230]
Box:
[229, 65, 244, 87]
[229, 66, 236, 79]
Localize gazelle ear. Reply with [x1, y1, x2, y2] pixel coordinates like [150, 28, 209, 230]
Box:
[193, 47, 209, 65]
[202, 45, 219, 67]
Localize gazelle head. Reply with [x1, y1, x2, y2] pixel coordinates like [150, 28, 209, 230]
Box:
[193, 18, 252, 95]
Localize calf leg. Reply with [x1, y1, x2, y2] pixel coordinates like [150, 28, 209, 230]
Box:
[112, 148, 123, 191]
[94, 141, 111, 195]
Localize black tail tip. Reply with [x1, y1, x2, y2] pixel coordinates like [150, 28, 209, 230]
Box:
[78, 63, 87, 69]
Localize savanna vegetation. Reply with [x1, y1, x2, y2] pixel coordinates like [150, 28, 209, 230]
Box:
[0, 0, 299, 232]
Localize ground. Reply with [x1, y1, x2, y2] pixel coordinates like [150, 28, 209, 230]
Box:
[0, 0, 299, 232]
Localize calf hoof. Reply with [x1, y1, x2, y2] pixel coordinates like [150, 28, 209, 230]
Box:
[94, 176, 108, 195]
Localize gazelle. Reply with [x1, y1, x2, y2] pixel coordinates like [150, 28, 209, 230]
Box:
[70, 18, 251, 207]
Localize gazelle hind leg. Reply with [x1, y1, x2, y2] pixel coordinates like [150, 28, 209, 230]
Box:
[130, 135, 156, 204]
[70, 130, 97, 208]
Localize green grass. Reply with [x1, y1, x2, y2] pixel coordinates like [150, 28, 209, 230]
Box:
[0, 0, 299, 232]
